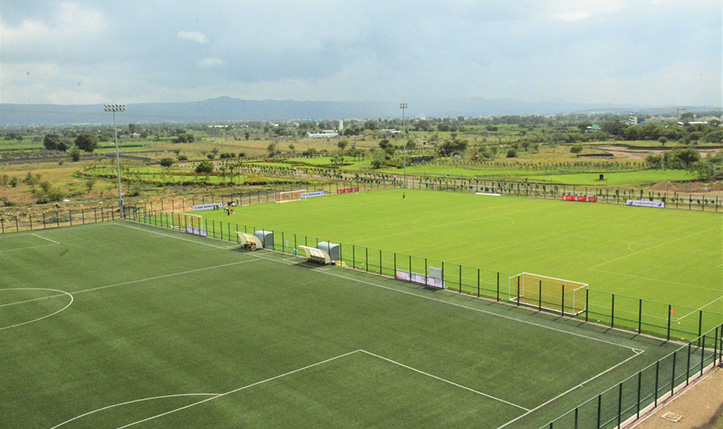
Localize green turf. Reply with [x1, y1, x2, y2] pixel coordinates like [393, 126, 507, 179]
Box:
[387, 165, 695, 184]
[0, 223, 693, 427]
[188, 189, 722, 338]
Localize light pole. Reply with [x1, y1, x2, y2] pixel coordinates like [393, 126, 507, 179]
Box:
[104, 104, 126, 218]
[400, 102, 407, 188]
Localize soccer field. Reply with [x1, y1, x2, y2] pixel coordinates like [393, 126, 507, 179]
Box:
[193, 189, 722, 332]
[0, 223, 700, 428]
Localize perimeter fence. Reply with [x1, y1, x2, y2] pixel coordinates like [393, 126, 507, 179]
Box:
[130, 208, 722, 429]
[128, 204, 722, 344]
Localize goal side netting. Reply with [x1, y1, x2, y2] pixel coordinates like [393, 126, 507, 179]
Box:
[509, 272, 587, 316]
[171, 213, 207, 236]
[275, 189, 306, 204]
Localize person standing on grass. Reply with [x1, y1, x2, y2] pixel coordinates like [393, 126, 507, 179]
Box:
[402, 192, 406, 199]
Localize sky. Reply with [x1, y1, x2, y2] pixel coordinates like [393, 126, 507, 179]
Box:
[0, 0, 720, 107]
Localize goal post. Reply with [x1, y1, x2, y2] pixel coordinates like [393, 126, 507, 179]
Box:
[509, 272, 587, 316]
[171, 213, 206, 236]
[275, 189, 306, 203]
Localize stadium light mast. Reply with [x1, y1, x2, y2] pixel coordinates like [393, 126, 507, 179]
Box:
[400, 102, 408, 188]
[104, 104, 126, 218]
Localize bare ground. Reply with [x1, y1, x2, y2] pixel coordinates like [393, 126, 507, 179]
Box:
[631, 367, 723, 429]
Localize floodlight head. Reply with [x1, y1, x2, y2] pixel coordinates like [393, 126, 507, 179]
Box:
[400, 102, 407, 109]
[104, 104, 126, 112]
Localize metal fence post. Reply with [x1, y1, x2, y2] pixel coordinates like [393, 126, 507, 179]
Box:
[667, 305, 672, 341]
[496, 272, 500, 301]
[636, 371, 642, 419]
[671, 351, 681, 397]
[458, 265, 462, 293]
[654, 361, 660, 407]
[686, 343, 692, 385]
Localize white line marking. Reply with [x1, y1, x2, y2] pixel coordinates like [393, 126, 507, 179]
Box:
[312, 267, 640, 352]
[74, 259, 261, 296]
[589, 267, 721, 292]
[115, 350, 361, 428]
[31, 233, 60, 244]
[0, 260, 262, 310]
[359, 349, 530, 412]
[0, 243, 58, 253]
[589, 228, 714, 270]
[0, 288, 73, 331]
[50, 393, 220, 428]
[113, 222, 237, 250]
[675, 295, 723, 322]
[495, 349, 644, 429]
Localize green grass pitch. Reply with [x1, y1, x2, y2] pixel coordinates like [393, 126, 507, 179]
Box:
[0, 223, 693, 427]
[193, 188, 722, 338]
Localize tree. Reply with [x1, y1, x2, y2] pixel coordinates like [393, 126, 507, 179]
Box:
[506, 148, 517, 158]
[43, 133, 61, 150]
[438, 139, 468, 157]
[665, 148, 701, 169]
[74, 133, 99, 153]
[378, 139, 391, 150]
[267, 142, 278, 158]
[159, 158, 174, 169]
[195, 161, 214, 174]
[645, 154, 663, 169]
[570, 144, 583, 154]
[69, 146, 82, 162]
[337, 140, 349, 152]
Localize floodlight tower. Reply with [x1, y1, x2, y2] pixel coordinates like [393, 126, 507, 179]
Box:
[400, 102, 408, 188]
[104, 104, 126, 218]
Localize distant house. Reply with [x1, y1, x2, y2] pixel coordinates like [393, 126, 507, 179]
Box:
[307, 130, 339, 139]
[380, 129, 402, 136]
[585, 125, 601, 132]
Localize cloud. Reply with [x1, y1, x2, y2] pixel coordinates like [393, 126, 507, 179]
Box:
[0, 0, 719, 106]
[177, 30, 209, 44]
[198, 57, 225, 68]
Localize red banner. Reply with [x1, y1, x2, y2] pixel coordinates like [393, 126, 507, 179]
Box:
[337, 188, 360, 195]
[562, 195, 597, 203]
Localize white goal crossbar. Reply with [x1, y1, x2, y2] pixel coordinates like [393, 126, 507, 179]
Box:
[509, 272, 588, 316]
[275, 189, 306, 204]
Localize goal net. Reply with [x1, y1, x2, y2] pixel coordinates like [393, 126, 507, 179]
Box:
[172, 213, 207, 236]
[509, 272, 587, 316]
[275, 189, 306, 203]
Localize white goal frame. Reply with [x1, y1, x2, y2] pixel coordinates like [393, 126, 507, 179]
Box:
[275, 189, 307, 204]
[172, 213, 207, 237]
[509, 272, 588, 316]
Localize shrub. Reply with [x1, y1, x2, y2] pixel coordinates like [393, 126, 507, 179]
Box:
[506, 149, 517, 158]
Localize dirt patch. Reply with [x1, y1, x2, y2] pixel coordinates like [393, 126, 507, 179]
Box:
[632, 367, 723, 429]
[649, 181, 723, 193]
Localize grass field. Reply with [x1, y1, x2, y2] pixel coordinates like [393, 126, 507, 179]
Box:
[191, 189, 722, 337]
[0, 222, 698, 428]
[387, 165, 695, 184]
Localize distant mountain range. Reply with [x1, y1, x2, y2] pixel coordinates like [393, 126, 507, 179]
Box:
[0, 96, 712, 127]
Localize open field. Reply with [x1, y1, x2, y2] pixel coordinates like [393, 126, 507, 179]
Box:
[190, 189, 722, 337]
[0, 222, 704, 428]
[385, 164, 696, 185]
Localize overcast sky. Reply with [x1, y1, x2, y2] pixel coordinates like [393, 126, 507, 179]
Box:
[1, 0, 720, 107]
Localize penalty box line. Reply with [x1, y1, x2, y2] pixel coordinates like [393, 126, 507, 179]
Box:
[116, 348, 529, 428]
[495, 349, 643, 429]
[317, 269, 642, 353]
